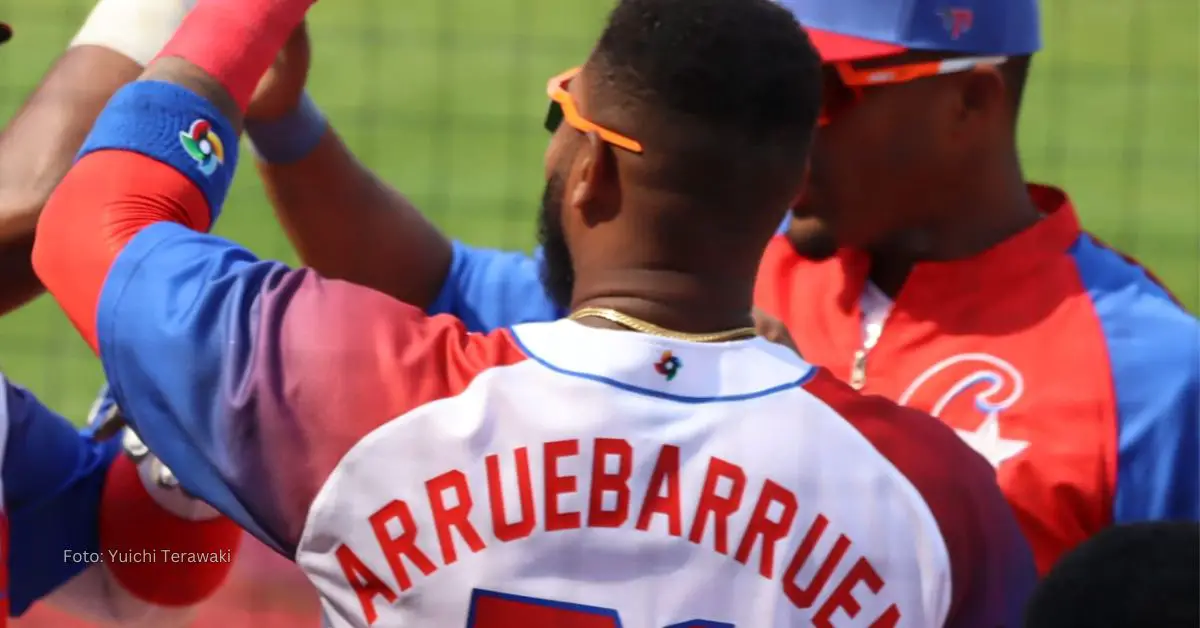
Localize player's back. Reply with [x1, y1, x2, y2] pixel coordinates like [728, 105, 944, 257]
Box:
[294, 321, 1034, 627]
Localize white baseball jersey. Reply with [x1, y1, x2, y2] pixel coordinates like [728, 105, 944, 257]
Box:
[109, 314, 1037, 628]
[286, 319, 1033, 627]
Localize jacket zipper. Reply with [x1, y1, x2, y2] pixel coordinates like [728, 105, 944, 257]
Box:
[850, 316, 886, 390]
[850, 349, 869, 390]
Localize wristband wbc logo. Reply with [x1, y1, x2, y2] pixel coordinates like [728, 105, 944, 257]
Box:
[179, 119, 225, 176]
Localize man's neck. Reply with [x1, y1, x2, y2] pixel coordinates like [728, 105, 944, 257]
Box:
[570, 269, 756, 335]
[868, 171, 1041, 297]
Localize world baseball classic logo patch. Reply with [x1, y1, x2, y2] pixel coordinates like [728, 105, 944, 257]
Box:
[179, 119, 225, 176]
[654, 350, 682, 381]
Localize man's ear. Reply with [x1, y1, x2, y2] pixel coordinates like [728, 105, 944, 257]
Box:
[959, 65, 1007, 122]
[569, 132, 613, 220]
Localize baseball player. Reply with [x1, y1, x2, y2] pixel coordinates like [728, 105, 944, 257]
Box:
[33, 0, 1037, 625]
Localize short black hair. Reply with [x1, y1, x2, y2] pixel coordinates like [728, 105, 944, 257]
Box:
[1025, 522, 1200, 628]
[586, 0, 822, 205]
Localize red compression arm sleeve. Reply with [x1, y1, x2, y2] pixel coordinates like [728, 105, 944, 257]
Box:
[32, 154, 208, 353]
[99, 455, 243, 606]
[156, 0, 313, 111]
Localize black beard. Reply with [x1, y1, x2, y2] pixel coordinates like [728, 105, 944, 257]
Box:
[537, 172, 574, 312]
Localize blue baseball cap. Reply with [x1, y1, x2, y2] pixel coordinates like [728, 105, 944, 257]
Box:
[776, 0, 1041, 62]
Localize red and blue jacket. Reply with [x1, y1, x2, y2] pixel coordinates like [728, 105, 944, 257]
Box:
[424, 185, 1198, 575]
[755, 185, 1198, 573]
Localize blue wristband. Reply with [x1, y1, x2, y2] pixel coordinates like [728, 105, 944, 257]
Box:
[79, 80, 239, 224]
[245, 91, 328, 164]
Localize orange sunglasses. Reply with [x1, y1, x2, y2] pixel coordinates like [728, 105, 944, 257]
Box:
[820, 55, 1007, 126]
[544, 67, 644, 153]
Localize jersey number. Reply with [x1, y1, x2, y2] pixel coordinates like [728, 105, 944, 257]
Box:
[467, 589, 732, 627]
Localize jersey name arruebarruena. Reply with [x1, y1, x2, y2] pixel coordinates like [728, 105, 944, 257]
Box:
[295, 323, 956, 627]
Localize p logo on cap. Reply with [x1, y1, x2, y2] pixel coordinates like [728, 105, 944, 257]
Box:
[775, 0, 1040, 61]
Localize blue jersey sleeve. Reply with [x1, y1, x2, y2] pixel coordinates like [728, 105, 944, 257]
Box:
[2, 378, 121, 616]
[39, 79, 525, 564]
[94, 222, 527, 559]
[1071, 236, 1200, 522]
[426, 240, 564, 331]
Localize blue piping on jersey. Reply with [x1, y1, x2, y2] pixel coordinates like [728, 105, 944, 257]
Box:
[511, 333, 816, 404]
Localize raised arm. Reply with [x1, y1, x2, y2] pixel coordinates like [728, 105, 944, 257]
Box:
[33, 0, 524, 558]
[0, 0, 193, 315]
[245, 26, 453, 309]
[253, 125, 456, 308]
[245, 33, 562, 327]
[252, 104, 563, 328]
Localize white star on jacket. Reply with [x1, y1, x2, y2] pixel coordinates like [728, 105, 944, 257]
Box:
[954, 410, 1030, 468]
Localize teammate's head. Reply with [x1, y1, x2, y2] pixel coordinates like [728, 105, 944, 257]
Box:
[775, 0, 1041, 261]
[537, 0, 822, 311]
[1025, 521, 1200, 628]
[0, 23, 11, 46]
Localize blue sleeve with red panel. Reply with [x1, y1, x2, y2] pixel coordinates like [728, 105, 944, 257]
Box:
[1070, 235, 1200, 523]
[36, 78, 292, 549]
[33, 79, 524, 560]
[3, 378, 238, 615]
[3, 379, 119, 615]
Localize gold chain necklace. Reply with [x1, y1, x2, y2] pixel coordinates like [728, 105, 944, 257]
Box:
[568, 307, 757, 343]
